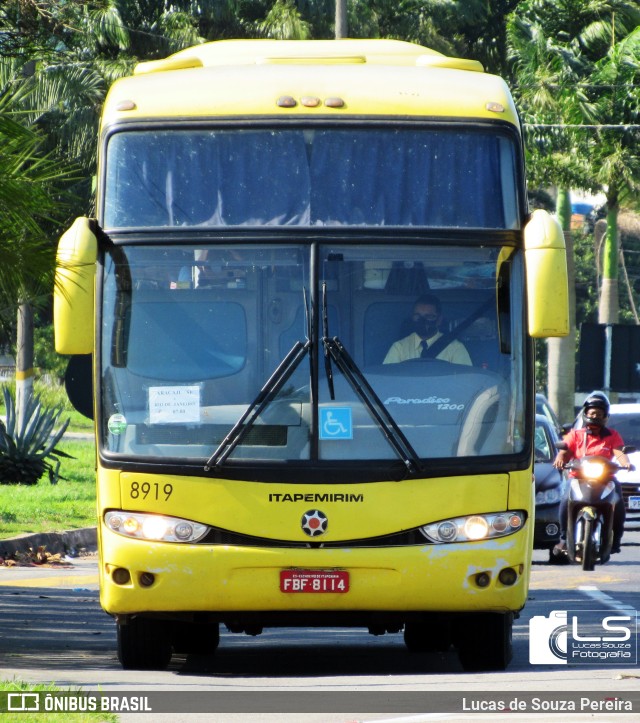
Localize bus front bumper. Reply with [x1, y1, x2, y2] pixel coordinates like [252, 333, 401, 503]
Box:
[99, 526, 531, 617]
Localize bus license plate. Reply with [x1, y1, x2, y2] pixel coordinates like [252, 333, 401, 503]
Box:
[280, 569, 349, 593]
[629, 496, 640, 510]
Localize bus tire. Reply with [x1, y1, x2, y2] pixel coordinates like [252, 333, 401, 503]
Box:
[456, 612, 513, 672]
[404, 618, 452, 653]
[172, 621, 220, 655]
[117, 617, 172, 670]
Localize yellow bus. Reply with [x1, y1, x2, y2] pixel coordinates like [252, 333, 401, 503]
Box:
[54, 39, 569, 671]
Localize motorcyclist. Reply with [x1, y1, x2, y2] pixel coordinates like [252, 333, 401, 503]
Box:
[553, 392, 630, 554]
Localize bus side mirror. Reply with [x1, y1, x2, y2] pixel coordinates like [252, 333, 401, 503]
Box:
[524, 209, 569, 337]
[54, 217, 98, 355]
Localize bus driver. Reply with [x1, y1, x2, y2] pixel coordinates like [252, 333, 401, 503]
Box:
[383, 294, 472, 366]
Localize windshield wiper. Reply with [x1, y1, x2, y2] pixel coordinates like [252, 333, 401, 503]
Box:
[323, 337, 421, 475]
[320, 283, 420, 475]
[204, 339, 310, 470]
[322, 281, 335, 400]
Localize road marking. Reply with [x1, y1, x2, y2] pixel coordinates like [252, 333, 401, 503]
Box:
[0, 574, 98, 589]
[578, 585, 637, 614]
[530, 573, 625, 588]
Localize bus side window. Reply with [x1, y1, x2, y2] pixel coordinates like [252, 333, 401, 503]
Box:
[460, 317, 500, 371]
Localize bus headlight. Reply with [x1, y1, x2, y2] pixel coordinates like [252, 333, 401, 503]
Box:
[105, 511, 209, 543]
[419, 511, 525, 544]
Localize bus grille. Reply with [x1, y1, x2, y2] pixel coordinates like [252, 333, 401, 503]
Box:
[198, 527, 427, 548]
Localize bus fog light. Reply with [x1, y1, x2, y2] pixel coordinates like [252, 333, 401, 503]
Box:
[112, 568, 131, 585]
[139, 572, 155, 587]
[498, 567, 518, 586]
[475, 572, 491, 588]
[546, 522, 559, 537]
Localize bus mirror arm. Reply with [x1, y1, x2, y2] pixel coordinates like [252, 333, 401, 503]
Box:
[324, 337, 422, 476]
[204, 340, 310, 470]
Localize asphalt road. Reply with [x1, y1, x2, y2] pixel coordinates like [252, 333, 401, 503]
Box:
[0, 533, 639, 722]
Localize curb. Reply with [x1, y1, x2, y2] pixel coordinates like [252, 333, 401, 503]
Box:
[0, 527, 97, 558]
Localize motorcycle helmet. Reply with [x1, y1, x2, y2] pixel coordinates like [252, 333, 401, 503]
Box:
[581, 391, 610, 427]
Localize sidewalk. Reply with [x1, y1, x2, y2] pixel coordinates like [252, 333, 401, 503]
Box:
[0, 526, 97, 558]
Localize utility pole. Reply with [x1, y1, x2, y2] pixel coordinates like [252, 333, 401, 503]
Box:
[335, 0, 347, 39]
[16, 301, 34, 429]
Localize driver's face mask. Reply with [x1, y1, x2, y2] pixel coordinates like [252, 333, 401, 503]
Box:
[411, 312, 439, 339]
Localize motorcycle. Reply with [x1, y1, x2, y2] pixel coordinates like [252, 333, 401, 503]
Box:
[554, 451, 633, 571]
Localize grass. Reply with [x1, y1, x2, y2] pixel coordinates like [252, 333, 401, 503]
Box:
[0, 380, 97, 538]
[0, 680, 118, 722]
[0, 439, 96, 538]
[0, 379, 94, 435]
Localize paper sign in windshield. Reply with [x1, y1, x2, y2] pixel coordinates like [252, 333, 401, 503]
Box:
[149, 386, 200, 424]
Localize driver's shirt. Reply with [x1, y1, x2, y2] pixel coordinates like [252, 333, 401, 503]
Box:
[563, 426, 625, 466]
[383, 332, 472, 365]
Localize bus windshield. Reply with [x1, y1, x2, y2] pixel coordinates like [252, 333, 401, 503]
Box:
[103, 127, 520, 229]
[100, 242, 526, 468]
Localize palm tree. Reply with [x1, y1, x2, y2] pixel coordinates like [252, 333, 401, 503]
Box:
[578, 27, 640, 325]
[0, 90, 74, 424]
[508, 3, 588, 420]
[258, 1, 311, 39]
[508, 0, 640, 419]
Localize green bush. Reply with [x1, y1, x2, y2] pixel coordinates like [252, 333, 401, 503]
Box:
[0, 386, 71, 485]
[34, 323, 70, 382]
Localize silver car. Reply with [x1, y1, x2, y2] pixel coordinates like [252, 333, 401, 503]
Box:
[606, 404, 640, 527]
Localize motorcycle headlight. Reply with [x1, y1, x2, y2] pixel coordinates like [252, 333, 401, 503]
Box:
[581, 460, 606, 479]
[105, 511, 209, 543]
[420, 511, 525, 544]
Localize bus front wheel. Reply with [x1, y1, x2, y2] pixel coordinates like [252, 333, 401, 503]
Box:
[456, 612, 513, 672]
[117, 617, 172, 670]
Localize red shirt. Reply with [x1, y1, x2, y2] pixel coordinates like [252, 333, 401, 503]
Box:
[563, 426, 624, 461]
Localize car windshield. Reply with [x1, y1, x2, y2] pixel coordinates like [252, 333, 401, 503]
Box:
[534, 422, 554, 462]
[608, 411, 640, 448]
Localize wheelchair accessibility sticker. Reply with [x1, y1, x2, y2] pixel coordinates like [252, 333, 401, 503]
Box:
[319, 408, 353, 440]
